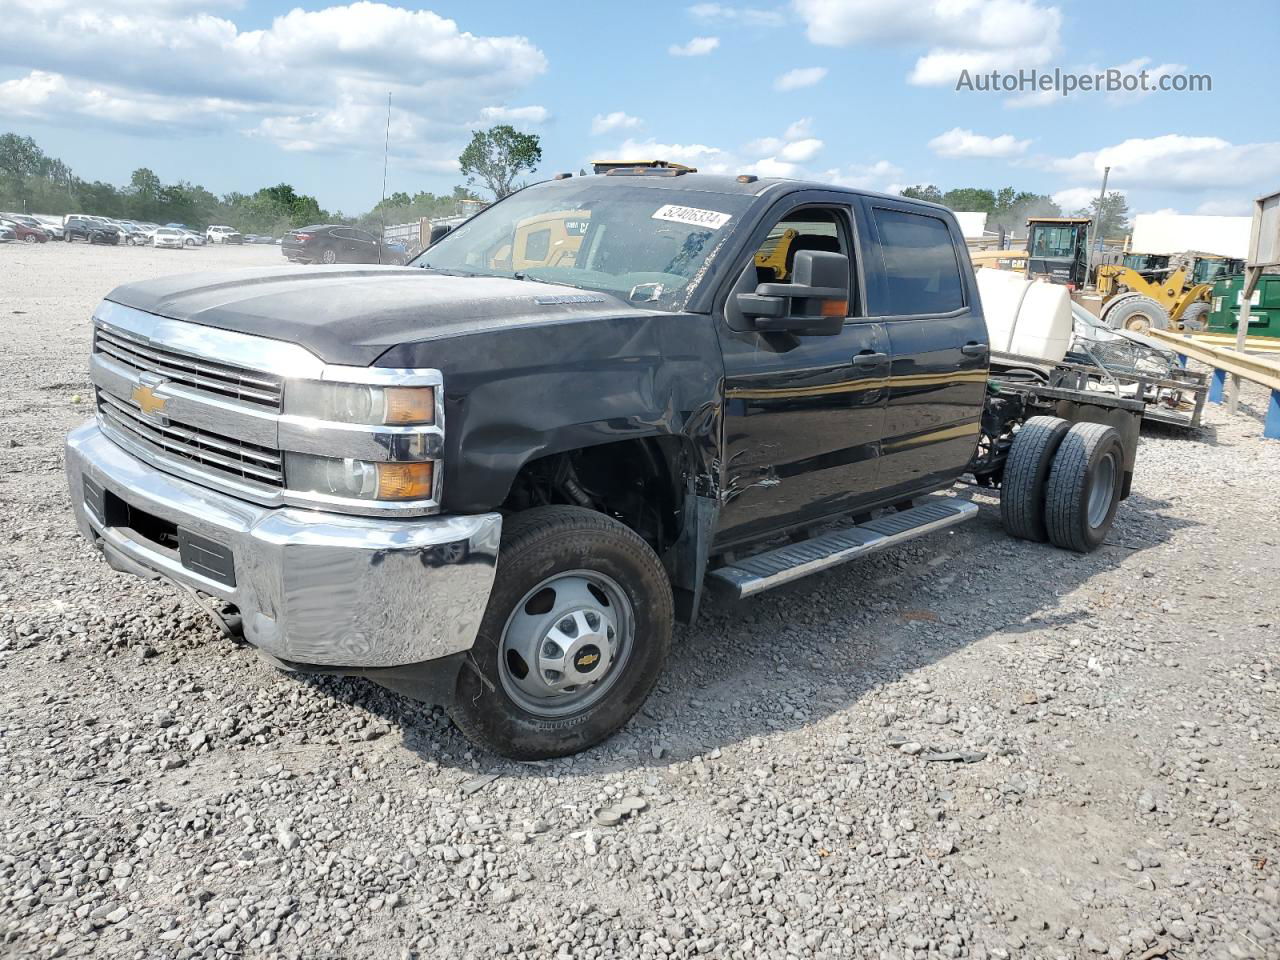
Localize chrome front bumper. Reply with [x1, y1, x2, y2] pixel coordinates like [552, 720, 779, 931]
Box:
[66, 422, 501, 668]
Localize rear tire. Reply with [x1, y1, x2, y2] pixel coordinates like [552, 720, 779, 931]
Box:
[1044, 423, 1125, 553]
[1102, 295, 1168, 334]
[447, 506, 672, 760]
[1000, 416, 1071, 542]
[320, 247, 338, 265]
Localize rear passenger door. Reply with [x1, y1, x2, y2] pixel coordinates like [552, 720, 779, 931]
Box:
[857, 199, 989, 498]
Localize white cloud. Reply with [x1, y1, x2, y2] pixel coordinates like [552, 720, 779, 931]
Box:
[774, 66, 828, 91]
[745, 157, 801, 178]
[784, 117, 814, 140]
[0, 1, 547, 167]
[779, 137, 824, 162]
[1050, 186, 1113, 212]
[818, 159, 905, 191]
[1043, 135, 1280, 192]
[669, 35, 721, 56]
[598, 119, 825, 180]
[600, 139, 732, 174]
[479, 105, 549, 124]
[689, 3, 787, 26]
[928, 127, 1031, 158]
[591, 111, 642, 135]
[793, 0, 1061, 86]
[1194, 199, 1250, 216]
[0, 69, 251, 133]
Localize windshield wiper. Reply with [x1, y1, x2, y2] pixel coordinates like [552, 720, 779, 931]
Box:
[511, 272, 587, 291]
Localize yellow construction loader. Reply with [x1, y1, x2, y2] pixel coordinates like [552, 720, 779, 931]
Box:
[970, 215, 1227, 333]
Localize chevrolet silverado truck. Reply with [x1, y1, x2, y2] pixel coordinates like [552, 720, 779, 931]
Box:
[66, 165, 1143, 759]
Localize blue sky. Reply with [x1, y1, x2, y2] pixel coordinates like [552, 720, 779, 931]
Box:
[4, 0, 1277, 216]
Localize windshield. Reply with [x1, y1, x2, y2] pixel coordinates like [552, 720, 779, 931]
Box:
[1029, 224, 1083, 259]
[411, 180, 753, 311]
[1192, 258, 1240, 284]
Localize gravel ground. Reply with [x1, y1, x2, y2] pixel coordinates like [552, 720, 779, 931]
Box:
[2, 241, 1278, 960]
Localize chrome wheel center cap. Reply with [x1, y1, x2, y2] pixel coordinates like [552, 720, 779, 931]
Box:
[536, 607, 614, 692]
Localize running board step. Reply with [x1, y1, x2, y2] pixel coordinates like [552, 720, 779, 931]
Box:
[707, 499, 978, 600]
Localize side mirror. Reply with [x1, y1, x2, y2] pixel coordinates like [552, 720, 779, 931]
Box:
[736, 250, 849, 335]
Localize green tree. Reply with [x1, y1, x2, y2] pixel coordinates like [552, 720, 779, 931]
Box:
[1074, 191, 1130, 240]
[127, 168, 163, 221]
[458, 125, 541, 199]
[900, 184, 943, 203]
[989, 187, 1061, 234]
[941, 187, 996, 214]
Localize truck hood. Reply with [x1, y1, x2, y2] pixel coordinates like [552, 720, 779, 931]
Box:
[104, 265, 648, 366]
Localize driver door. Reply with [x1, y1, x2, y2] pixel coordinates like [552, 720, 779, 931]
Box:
[714, 195, 889, 550]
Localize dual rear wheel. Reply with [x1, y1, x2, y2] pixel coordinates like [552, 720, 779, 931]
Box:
[1000, 416, 1124, 552]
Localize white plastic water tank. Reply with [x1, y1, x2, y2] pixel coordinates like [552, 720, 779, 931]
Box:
[975, 269, 1072, 363]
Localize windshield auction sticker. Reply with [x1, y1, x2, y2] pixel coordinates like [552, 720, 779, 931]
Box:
[651, 204, 732, 230]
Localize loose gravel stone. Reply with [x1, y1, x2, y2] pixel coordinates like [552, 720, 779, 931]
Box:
[1, 242, 1277, 960]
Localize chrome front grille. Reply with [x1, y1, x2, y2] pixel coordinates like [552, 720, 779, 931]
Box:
[88, 301, 444, 517]
[94, 322, 283, 409]
[96, 389, 285, 487]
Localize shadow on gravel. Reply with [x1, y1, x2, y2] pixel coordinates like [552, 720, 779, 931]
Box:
[277, 489, 1198, 777]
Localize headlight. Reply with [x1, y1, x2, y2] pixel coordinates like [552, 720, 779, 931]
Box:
[285, 453, 434, 501]
[285, 381, 435, 425]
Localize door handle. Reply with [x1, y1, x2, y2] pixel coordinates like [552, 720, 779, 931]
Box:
[960, 342, 988, 357]
[851, 351, 886, 368]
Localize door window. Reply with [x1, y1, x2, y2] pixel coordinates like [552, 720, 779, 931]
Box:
[870, 208, 964, 316]
[727, 206, 857, 325]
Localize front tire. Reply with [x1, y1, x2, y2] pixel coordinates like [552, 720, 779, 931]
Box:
[1103, 295, 1169, 334]
[448, 506, 673, 760]
[1044, 423, 1125, 553]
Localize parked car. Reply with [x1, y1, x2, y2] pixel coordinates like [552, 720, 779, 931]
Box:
[0, 225, 14, 243]
[30, 215, 64, 240]
[0, 216, 50, 243]
[207, 225, 244, 244]
[64, 166, 1147, 760]
[282, 224, 405, 264]
[64, 217, 121, 244]
[118, 223, 151, 246]
[3, 213, 53, 238]
[151, 227, 187, 249]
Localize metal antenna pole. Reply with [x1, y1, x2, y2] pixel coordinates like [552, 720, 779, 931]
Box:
[1085, 165, 1110, 289]
[379, 91, 391, 264]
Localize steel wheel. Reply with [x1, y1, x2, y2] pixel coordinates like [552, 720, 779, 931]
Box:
[1088, 450, 1117, 529]
[497, 569, 634, 718]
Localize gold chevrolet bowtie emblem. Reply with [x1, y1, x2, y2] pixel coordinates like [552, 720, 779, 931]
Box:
[576, 652, 599, 668]
[131, 383, 168, 416]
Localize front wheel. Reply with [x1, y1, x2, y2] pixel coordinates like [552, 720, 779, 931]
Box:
[447, 506, 673, 760]
[23, 234, 36, 244]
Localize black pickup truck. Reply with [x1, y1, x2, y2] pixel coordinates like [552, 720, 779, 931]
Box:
[66, 165, 1143, 758]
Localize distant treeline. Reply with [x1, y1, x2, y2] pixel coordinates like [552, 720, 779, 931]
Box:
[900, 183, 1132, 239]
[0, 132, 479, 235]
